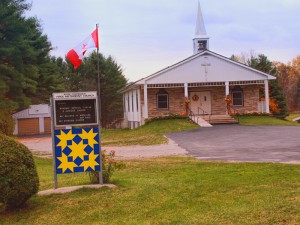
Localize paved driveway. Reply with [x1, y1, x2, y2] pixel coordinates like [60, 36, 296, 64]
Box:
[166, 125, 300, 163]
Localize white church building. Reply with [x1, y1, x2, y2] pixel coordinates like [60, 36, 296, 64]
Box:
[120, 3, 276, 128]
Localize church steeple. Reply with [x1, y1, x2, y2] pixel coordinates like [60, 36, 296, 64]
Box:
[193, 1, 210, 54]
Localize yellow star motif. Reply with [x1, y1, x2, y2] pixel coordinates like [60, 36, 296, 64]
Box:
[56, 130, 76, 150]
[80, 129, 98, 146]
[81, 152, 99, 171]
[57, 153, 76, 173]
[69, 141, 88, 160]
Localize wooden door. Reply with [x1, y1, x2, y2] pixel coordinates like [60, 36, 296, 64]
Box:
[190, 92, 211, 115]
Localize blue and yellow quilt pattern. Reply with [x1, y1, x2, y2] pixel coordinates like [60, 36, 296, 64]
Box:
[54, 128, 101, 174]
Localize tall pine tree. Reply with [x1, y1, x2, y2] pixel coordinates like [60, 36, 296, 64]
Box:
[247, 54, 288, 119]
[0, 0, 63, 110]
[65, 51, 128, 127]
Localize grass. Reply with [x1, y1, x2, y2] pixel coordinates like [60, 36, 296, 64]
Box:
[0, 157, 299, 224]
[236, 115, 300, 126]
[286, 114, 300, 121]
[101, 119, 199, 146]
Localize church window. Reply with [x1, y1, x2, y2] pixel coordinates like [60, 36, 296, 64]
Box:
[123, 95, 126, 112]
[157, 89, 169, 109]
[127, 94, 130, 112]
[132, 92, 134, 112]
[136, 91, 139, 112]
[232, 86, 244, 106]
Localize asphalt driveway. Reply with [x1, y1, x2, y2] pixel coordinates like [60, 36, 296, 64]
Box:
[166, 125, 300, 163]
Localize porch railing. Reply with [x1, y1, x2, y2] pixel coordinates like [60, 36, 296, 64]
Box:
[187, 107, 199, 124]
[197, 107, 211, 123]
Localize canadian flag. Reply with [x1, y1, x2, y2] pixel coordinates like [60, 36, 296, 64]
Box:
[66, 28, 99, 69]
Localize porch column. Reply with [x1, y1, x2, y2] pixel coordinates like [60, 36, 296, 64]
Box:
[184, 83, 188, 98]
[144, 84, 148, 118]
[225, 81, 230, 115]
[39, 117, 44, 134]
[225, 81, 229, 96]
[264, 80, 270, 113]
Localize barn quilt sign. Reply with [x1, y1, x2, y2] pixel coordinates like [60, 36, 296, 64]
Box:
[54, 128, 100, 174]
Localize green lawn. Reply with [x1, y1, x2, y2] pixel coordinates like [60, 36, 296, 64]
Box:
[236, 115, 300, 126]
[101, 119, 199, 146]
[1, 157, 300, 225]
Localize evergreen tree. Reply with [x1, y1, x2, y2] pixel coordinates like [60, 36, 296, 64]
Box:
[0, 0, 62, 110]
[247, 54, 288, 119]
[65, 51, 128, 127]
[31, 56, 66, 104]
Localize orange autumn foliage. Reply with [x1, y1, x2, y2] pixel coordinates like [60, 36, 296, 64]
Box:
[260, 97, 279, 113]
[269, 99, 280, 113]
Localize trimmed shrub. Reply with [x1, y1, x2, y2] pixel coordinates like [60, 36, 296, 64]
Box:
[0, 110, 15, 136]
[233, 112, 270, 117]
[0, 134, 39, 210]
[144, 113, 189, 124]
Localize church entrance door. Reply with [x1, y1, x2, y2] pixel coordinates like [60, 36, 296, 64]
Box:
[190, 91, 211, 115]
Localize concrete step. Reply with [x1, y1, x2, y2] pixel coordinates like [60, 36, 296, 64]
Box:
[201, 115, 239, 124]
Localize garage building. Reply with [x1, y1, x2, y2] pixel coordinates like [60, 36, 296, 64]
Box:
[13, 104, 51, 136]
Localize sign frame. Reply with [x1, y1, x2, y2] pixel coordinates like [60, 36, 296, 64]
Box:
[53, 91, 99, 127]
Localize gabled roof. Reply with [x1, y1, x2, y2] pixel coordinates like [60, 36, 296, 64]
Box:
[120, 50, 276, 93]
[13, 104, 51, 119]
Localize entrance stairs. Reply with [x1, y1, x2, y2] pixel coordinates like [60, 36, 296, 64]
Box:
[190, 114, 238, 127]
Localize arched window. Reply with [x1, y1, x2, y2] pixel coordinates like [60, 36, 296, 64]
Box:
[156, 89, 169, 109]
[232, 86, 243, 106]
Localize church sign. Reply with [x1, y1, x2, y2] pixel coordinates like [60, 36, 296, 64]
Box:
[51, 91, 102, 189]
[53, 92, 98, 126]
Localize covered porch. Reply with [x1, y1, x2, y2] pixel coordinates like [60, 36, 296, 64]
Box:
[141, 80, 270, 120]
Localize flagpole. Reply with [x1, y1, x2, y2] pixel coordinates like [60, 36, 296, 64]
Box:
[96, 23, 104, 185]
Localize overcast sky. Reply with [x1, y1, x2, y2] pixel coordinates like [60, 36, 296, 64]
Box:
[26, 0, 300, 81]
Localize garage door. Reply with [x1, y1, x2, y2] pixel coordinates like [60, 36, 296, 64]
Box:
[18, 118, 39, 136]
[44, 117, 51, 134]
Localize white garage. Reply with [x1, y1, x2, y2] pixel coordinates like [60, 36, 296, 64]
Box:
[13, 104, 52, 136]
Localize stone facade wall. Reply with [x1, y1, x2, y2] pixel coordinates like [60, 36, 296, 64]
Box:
[141, 87, 186, 117]
[231, 85, 260, 113]
[140, 84, 261, 118]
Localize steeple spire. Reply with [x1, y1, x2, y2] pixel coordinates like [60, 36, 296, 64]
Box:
[193, 1, 210, 54]
[195, 1, 207, 36]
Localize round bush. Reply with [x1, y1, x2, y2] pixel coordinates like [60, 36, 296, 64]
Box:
[0, 134, 39, 209]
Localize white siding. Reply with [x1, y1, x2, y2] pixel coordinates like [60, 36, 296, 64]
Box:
[123, 89, 141, 123]
[144, 54, 270, 84]
[13, 104, 51, 119]
[13, 104, 51, 135]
